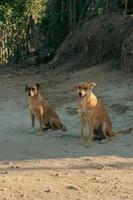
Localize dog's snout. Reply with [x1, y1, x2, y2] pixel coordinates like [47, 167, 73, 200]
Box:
[29, 92, 31, 96]
[79, 92, 82, 97]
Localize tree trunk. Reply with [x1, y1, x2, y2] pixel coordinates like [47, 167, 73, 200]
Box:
[77, 0, 93, 27]
[69, 0, 73, 30]
[106, 0, 110, 14]
[73, 0, 76, 30]
[124, 0, 128, 15]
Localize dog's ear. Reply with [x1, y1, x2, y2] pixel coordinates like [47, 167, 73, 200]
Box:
[88, 82, 96, 90]
[36, 83, 41, 89]
[25, 85, 28, 91]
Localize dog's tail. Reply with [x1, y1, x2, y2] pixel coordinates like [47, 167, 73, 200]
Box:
[112, 128, 133, 136]
[59, 122, 67, 132]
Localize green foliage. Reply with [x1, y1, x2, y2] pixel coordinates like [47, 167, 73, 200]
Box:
[0, 0, 45, 64]
[40, 0, 69, 50]
[95, 0, 107, 15]
[0, 0, 130, 65]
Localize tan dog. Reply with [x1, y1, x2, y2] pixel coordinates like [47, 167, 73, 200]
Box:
[74, 81, 132, 147]
[26, 84, 67, 134]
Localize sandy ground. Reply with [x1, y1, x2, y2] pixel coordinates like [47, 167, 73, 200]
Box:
[0, 64, 133, 200]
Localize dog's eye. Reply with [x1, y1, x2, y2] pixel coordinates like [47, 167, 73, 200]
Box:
[84, 87, 88, 90]
[78, 86, 81, 89]
[31, 88, 35, 91]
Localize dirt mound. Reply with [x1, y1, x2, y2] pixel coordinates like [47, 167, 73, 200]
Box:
[52, 15, 133, 71]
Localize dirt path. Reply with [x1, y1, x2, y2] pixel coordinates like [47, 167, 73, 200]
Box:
[0, 64, 133, 199]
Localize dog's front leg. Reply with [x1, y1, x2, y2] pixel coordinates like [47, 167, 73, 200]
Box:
[37, 116, 43, 135]
[29, 113, 35, 133]
[79, 116, 85, 144]
[86, 124, 94, 148]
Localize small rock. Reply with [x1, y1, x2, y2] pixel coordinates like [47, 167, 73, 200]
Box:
[44, 186, 53, 193]
[66, 185, 79, 190]
[0, 171, 8, 174]
[49, 172, 60, 177]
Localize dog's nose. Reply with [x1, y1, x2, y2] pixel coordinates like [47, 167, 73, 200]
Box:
[79, 92, 82, 97]
[29, 93, 31, 96]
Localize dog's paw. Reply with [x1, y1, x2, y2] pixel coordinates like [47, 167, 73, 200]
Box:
[29, 128, 35, 133]
[85, 142, 93, 148]
[36, 132, 43, 136]
[36, 129, 43, 135]
[100, 138, 110, 144]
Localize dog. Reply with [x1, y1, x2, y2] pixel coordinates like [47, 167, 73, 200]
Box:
[74, 81, 132, 147]
[26, 84, 67, 134]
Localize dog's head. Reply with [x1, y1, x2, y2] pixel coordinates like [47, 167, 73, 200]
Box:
[25, 84, 41, 97]
[73, 81, 96, 98]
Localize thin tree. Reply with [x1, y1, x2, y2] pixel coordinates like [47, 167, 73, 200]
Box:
[69, 0, 73, 30]
[124, 0, 128, 15]
[73, 0, 76, 30]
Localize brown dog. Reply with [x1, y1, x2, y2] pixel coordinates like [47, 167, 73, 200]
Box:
[26, 84, 67, 134]
[74, 81, 132, 147]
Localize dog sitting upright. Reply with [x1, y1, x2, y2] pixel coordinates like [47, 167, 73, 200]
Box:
[74, 81, 133, 147]
[26, 84, 67, 134]
[74, 81, 113, 147]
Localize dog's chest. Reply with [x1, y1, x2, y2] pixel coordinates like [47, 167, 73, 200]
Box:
[29, 103, 37, 115]
[29, 100, 41, 116]
[79, 102, 92, 120]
